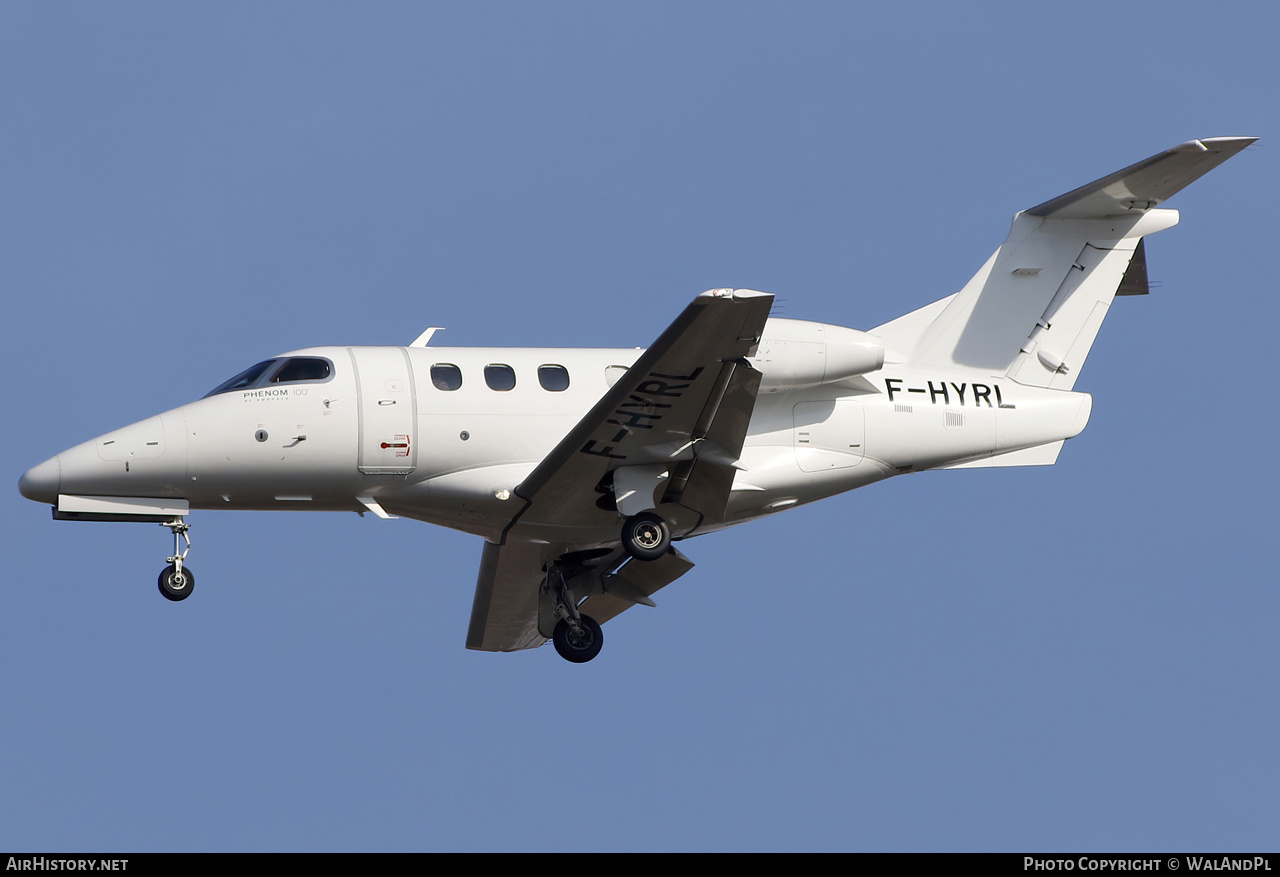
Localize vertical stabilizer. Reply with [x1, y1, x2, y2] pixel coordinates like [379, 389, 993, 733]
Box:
[874, 137, 1255, 386]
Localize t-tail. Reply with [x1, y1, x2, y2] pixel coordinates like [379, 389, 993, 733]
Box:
[870, 136, 1256, 467]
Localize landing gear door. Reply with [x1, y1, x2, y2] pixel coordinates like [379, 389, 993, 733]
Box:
[349, 347, 418, 475]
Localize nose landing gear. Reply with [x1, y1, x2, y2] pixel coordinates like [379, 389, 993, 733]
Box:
[157, 518, 194, 602]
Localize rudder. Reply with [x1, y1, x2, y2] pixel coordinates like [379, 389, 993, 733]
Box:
[876, 137, 1255, 387]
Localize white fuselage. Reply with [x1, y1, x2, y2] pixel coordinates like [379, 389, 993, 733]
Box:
[24, 321, 1093, 544]
[15, 137, 1251, 662]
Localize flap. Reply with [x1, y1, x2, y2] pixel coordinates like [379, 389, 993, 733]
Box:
[465, 539, 550, 652]
[511, 289, 773, 534]
[579, 548, 696, 626]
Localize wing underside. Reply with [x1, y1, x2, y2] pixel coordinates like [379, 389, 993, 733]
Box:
[466, 539, 696, 652]
[466, 289, 774, 652]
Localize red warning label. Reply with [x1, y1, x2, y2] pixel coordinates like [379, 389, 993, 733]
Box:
[380, 434, 411, 457]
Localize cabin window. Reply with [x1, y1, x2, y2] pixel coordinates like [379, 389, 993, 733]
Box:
[538, 365, 570, 392]
[431, 364, 463, 391]
[271, 357, 331, 384]
[205, 360, 277, 397]
[484, 364, 516, 391]
[604, 365, 629, 387]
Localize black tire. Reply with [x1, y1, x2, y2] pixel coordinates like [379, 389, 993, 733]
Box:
[157, 564, 195, 602]
[622, 511, 670, 562]
[552, 615, 603, 663]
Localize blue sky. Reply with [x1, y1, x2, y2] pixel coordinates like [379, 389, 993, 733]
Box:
[3, 2, 1278, 852]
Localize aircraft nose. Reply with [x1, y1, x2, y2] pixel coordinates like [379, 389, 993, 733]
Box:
[18, 456, 60, 504]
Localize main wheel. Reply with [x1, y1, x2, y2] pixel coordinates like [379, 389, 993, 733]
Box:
[157, 564, 195, 602]
[552, 615, 603, 663]
[622, 511, 670, 561]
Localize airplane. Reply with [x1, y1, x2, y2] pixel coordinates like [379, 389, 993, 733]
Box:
[18, 136, 1256, 663]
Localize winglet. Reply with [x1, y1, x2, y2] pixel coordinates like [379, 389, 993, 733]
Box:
[1026, 136, 1257, 219]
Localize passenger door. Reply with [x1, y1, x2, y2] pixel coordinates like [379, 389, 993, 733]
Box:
[349, 347, 418, 475]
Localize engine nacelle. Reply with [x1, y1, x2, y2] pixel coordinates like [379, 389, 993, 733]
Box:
[749, 318, 885, 391]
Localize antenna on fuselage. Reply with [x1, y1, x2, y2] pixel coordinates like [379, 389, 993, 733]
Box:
[409, 327, 445, 347]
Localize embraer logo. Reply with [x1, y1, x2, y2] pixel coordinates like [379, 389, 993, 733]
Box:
[884, 378, 1013, 408]
[580, 367, 705, 460]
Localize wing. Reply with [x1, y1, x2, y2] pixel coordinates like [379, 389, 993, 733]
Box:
[465, 288, 774, 652]
[515, 289, 772, 527]
[465, 539, 696, 651]
[465, 540, 553, 652]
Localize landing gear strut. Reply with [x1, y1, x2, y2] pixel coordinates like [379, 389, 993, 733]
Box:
[545, 564, 603, 663]
[157, 518, 194, 602]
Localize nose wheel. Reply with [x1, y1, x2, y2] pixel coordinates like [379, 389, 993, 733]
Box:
[157, 518, 194, 602]
[158, 563, 195, 601]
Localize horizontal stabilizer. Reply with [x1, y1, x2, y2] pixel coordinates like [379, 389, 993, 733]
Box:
[1026, 137, 1256, 219]
[899, 137, 1256, 379]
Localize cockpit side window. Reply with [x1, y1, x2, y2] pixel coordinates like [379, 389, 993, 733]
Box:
[271, 357, 332, 384]
[205, 360, 277, 397]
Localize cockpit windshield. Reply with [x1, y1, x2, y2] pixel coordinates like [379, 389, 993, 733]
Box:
[204, 357, 334, 397]
[205, 360, 277, 396]
[271, 357, 331, 384]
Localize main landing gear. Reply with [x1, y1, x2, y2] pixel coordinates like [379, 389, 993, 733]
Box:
[157, 518, 194, 602]
[553, 614, 603, 664]
[621, 510, 671, 562]
[546, 563, 603, 663]
[542, 507, 674, 662]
